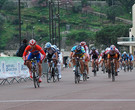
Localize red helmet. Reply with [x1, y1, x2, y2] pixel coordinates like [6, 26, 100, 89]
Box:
[29, 39, 36, 46]
[80, 41, 86, 46]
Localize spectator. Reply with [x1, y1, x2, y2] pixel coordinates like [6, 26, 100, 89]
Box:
[16, 39, 28, 57]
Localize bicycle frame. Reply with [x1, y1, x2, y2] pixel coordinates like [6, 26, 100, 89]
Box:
[47, 58, 59, 83]
[74, 57, 81, 84]
[109, 57, 116, 82]
[93, 58, 97, 76]
[30, 58, 40, 88]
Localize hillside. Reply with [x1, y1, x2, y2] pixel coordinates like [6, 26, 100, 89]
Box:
[0, 1, 132, 51]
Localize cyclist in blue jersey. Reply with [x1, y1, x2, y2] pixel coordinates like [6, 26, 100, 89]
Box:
[70, 45, 88, 80]
[121, 51, 129, 67]
[128, 53, 134, 68]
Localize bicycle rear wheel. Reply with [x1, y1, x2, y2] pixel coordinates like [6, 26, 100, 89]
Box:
[52, 68, 56, 82]
[36, 72, 40, 88]
[46, 68, 51, 83]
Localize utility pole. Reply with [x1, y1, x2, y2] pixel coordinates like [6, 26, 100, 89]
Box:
[49, 0, 52, 43]
[58, 0, 61, 51]
[18, 0, 21, 47]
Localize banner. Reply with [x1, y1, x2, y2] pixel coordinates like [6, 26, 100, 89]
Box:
[0, 57, 29, 79]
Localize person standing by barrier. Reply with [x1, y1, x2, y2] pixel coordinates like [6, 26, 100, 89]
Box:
[23, 39, 46, 83]
[16, 39, 28, 57]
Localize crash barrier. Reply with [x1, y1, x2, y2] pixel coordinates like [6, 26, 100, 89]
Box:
[0, 52, 64, 85]
[0, 57, 30, 85]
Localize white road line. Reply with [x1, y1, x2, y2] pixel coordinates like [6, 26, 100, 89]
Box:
[0, 99, 135, 103]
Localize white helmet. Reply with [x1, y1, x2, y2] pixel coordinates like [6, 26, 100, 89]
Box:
[123, 51, 126, 54]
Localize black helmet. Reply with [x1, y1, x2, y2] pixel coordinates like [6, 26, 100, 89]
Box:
[76, 45, 82, 51]
[91, 47, 96, 50]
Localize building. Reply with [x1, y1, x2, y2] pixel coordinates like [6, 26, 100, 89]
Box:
[117, 4, 135, 55]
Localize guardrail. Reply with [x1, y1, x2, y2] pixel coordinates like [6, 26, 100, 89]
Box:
[117, 37, 135, 42]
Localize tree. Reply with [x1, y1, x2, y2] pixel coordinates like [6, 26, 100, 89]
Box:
[0, 0, 7, 10]
[95, 25, 131, 47]
[117, 0, 134, 13]
[66, 30, 94, 45]
[0, 15, 4, 32]
[2, 1, 16, 11]
[106, 5, 123, 23]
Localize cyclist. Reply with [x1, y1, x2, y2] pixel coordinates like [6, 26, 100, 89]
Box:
[23, 39, 46, 83]
[106, 45, 120, 76]
[99, 50, 105, 71]
[89, 47, 99, 72]
[80, 41, 90, 78]
[52, 45, 62, 79]
[44, 42, 58, 74]
[121, 51, 129, 69]
[128, 53, 134, 69]
[70, 45, 88, 80]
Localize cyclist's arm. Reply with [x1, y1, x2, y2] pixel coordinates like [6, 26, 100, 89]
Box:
[54, 52, 58, 60]
[23, 45, 30, 61]
[70, 52, 73, 58]
[84, 53, 88, 61]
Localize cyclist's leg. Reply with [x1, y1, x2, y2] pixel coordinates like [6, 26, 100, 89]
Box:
[80, 59, 84, 74]
[91, 59, 94, 72]
[114, 54, 118, 73]
[96, 58, 99, 71]
[107, 54, 111, 72]
[26, 53, 33, 71]
[36, 53, 42, 78]
[85, 60, 89, 74]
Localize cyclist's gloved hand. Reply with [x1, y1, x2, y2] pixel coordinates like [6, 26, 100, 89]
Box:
[40, 60, 43, 63]
[24, 60, 26, 65]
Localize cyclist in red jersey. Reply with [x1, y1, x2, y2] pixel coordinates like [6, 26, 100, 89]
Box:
[80, 41, 90, 79]
[23, 39, 46, 82]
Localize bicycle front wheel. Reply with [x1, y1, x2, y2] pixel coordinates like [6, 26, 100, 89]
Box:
[33, 72, 37, 88]
[111, 63, 115, 82]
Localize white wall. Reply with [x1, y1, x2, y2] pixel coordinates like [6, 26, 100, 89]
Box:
[131, 4, 135, 37]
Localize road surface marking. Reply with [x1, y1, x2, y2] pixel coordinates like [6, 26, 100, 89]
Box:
[0, 99, 135, 103]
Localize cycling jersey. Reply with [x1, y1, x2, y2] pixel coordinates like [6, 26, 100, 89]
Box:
[44, 46, 57, 55]
[71, 45, 86, 57]
[89, 50, 99, 59]
[106, 48, 120, 59]
[44, 46, 58, 62]
[23, 45, 46, 62]
[122, 54, 129, 61]
[128, 55, 134, 61]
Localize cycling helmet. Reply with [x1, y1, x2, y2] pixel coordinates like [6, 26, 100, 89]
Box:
[45, 42, 51, 48]
[80, 41, 86, 46]
[52, 45, 57, 49]
[76, 45, 82, 51]
[29, 39, 36, 46]
[123, 51, 126, 54]
[91, 47, 96, 51]
[110, 45, 116, 50]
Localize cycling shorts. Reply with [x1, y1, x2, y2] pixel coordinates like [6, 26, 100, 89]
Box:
[92, 55, 98, 59]
[107, 54, 118, 59]
[73, 54, 84, 59]
[27, 52, 41, 63]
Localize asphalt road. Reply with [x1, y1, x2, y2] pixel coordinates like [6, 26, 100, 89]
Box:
[0, 67, 135, 110]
